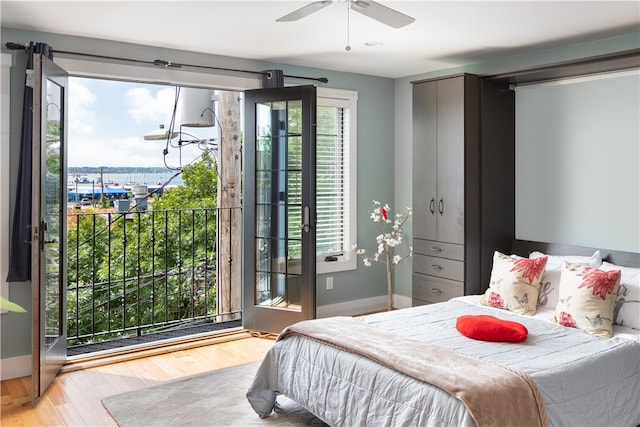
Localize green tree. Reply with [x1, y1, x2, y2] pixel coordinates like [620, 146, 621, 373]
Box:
[67, 151, 219, 345]
[153, 151, 218, 210]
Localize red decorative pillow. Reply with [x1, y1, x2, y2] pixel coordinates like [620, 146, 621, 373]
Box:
[456, 315, 528, 342]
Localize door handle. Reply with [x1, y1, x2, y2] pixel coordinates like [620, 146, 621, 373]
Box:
[438, 198, 444, 215]
[429, 198, 435, 215]
[40, 219, 47, 250]
[300, 206, 310, 233]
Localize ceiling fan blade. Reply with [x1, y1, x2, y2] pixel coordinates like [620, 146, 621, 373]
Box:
[276, 0, 333, 22]
[350, 0, 415, 28]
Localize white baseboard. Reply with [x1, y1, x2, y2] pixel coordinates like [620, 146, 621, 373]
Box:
[393, 294, 412, 309]
[1, 354, 31, 380]
[317, 293, 412, 318]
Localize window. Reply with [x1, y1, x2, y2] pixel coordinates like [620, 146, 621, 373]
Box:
[316, 88, 357, 274]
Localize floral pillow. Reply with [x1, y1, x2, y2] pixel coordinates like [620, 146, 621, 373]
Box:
[529, 251, 602, 309]
[480, 251, 548, 315]
[554, 262, 621, 339]
[599, 261, 640, 330]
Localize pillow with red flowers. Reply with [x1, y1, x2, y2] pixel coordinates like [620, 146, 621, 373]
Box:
[600, 261, 640, 330]
[554, 262, 621, 339]
[456, 315, 528, 342]
[529, 250, 602, 309]
[480, 251, 548, 315]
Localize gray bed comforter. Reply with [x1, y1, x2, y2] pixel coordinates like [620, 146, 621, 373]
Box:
[247, 299, 640, 426]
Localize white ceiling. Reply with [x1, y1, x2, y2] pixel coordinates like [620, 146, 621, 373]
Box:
[1, 1, 639, 78]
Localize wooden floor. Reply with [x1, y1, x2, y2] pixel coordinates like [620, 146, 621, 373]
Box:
[1, 331, 275, 426]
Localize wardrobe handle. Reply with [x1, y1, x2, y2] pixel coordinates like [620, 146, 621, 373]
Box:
[438, 198, 444, 215]
[429, 198, 435, 215]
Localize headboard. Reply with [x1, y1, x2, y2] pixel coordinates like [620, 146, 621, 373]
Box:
[511, 239, 640, 268]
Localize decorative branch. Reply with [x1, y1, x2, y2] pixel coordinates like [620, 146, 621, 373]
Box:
[352, 200, 412, 310]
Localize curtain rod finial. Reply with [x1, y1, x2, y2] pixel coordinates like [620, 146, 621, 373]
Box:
[5, 42, 28, 51]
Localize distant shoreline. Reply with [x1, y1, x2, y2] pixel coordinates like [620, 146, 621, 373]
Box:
[69, 166, 172, 174]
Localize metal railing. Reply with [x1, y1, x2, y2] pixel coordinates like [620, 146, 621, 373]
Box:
[66, 207, 241, 351]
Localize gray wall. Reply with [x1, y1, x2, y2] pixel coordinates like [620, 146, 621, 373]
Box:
[515, 72, 639, 252]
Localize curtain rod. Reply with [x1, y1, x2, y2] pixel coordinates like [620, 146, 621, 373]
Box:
[5, 42, 329, 84]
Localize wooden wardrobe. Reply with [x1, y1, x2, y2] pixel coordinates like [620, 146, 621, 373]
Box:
[411, 74, 515, 305]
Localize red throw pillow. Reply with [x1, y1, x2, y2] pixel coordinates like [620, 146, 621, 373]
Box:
[456, 315, 528, 342]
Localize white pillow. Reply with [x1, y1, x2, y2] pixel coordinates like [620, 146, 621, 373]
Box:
[554, 262, 620, 339]
[480, 251, 548, 315]
[600, 261, 640, 330]
[529, 250, 602, 309]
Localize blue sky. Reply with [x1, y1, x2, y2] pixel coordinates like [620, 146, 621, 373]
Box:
[68, 77, 218, 168]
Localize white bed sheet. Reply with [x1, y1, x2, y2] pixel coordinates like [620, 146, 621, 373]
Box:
[247, 298, 640, 426]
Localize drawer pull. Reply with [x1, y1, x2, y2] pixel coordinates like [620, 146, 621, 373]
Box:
[431, 264, 443, 270]
[431, 287, 443, 294]
[430, 246, 443, 253]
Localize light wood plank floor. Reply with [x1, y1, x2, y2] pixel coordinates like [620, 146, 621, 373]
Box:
[1, 331, 275, 426]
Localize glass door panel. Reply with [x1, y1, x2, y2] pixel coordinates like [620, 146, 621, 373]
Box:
[31, 54, 68, 400]
[243, 86, 316, 333]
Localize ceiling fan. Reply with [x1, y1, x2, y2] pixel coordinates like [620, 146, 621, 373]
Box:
[276, 0, 415, 29]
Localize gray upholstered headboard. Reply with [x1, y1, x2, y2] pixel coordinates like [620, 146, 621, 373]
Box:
[511, 239, 640, 268]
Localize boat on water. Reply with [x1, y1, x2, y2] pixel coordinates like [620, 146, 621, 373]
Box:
[69, 173, 91, 185]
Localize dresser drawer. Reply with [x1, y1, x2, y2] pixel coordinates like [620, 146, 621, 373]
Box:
[413, 273, 464, 304]
[413, 254, 464, 281]
[413, 239, 464, 261]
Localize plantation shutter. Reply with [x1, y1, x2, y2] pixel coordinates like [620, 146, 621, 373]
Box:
[316, 103, 348, 258]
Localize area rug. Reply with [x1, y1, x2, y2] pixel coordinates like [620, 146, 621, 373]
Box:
[102, 362, 327, 426]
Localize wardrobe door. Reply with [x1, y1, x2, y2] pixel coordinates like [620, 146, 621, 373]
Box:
[435, 77, 464, 245]
[412, 81, 437, 241]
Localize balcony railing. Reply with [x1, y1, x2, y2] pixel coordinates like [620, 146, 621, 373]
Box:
[66, 206, 241, 354]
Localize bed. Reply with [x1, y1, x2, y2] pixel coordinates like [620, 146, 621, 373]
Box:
[246, 240, 640, 426]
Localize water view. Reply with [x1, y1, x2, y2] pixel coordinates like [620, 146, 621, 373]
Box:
[67, 167, 183, 187]
[68, 167, 184, 205]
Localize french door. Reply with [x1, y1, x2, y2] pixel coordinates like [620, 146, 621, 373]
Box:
[243, 85, 317, 334]
[31, 54, 68, 399]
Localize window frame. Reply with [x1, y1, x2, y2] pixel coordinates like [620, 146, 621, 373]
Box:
[316, 88, 358, 274]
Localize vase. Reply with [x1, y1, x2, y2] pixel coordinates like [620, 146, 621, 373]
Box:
[386, 259, 393, 311]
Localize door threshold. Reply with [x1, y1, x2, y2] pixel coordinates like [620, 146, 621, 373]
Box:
[62, 327, 255, 373]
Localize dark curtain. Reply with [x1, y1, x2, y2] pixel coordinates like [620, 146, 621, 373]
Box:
[6, 42, 54, 282]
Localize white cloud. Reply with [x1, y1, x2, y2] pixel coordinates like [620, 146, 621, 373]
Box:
[68, 78, 216, 167]
[125, 86, 178, 125]
[69, 79, 96, 135]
